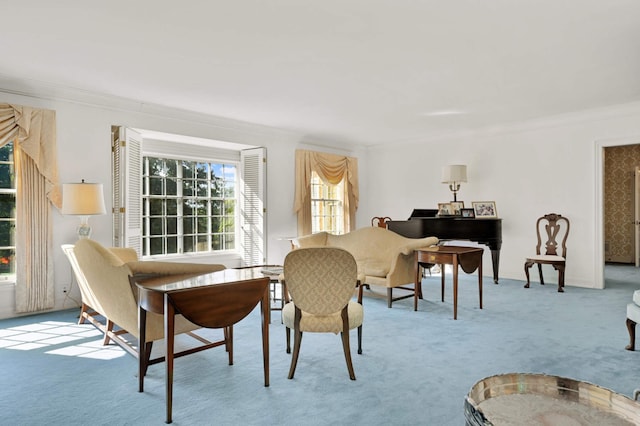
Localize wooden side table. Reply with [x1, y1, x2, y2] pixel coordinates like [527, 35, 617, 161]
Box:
[415, 245, 483, 319]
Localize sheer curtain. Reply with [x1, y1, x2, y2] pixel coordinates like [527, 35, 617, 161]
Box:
[293, 149, 359, 236]
[0, 104, 60, 313]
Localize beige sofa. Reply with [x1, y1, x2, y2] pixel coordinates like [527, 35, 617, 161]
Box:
[292, 227, 438, 307]
[65, 239, 227, 369]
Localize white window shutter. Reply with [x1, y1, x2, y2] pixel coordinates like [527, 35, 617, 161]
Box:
[112, 126, 142, 256]
[240, 147, 266, 266]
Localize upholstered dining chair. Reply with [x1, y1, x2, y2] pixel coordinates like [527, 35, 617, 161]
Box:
[281, 247, 364, 380]
[524, 213, 570, 292]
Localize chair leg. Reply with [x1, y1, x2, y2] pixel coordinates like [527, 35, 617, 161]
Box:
[387, 288, 392, 308]
[287, 329, 303, 379]
[537, 263, 544, 285]
[357, 325, 362, 355]
[285, 326, 291, 354]
[103, 320, 114, 346]
[626, 318, 636, 351]
[78, 303, 89, 324]
[524, 261, 533, 288]
[340, 308, 356, 380]
[557, 265, 565, 293]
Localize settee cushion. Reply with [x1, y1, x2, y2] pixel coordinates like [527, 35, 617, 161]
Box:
[126, 260, 225, 278]
[633, 289, 640, 306]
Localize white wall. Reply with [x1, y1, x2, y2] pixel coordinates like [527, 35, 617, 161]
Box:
[358, 102, 640, 289]
[0, 86, 362, 319]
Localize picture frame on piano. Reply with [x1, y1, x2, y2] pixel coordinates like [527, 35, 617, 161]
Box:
[438, 202, 454, 216]
[472, 201, 498, 219]
[450, 201, 464, 215]
[461, 208, 475, 218]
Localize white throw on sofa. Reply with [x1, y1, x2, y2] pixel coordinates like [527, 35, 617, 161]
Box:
[292, 227, 439, 308]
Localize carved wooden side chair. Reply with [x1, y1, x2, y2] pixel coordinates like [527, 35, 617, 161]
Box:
[524, 213, 570, 292]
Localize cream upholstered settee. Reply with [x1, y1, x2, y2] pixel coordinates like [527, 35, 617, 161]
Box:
[292, 227, 438, 308]
[65, 239, 226, 367]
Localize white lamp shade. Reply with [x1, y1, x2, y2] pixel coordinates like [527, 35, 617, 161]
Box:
[61, 182, 107, 215]
[441, 165, 467, 183]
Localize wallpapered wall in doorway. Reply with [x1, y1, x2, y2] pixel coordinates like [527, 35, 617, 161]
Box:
[604, 144, 640, 263]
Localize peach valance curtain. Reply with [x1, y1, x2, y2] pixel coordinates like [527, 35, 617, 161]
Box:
[294, 149, 359, 236]
[0, 104, 60, 313]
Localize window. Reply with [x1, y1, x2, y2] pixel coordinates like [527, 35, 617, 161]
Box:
[310, 171, 344, 234]
[0, 142, 15, 280]
[113, 126, 266, 265]
[142, 156, 237, 256]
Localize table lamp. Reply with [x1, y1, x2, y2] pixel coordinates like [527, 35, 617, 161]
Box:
[442, 165, 467, 202]
[61, 180, 106, 239]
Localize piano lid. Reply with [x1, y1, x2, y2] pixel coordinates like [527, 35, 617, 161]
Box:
[409, 209, 439, 219]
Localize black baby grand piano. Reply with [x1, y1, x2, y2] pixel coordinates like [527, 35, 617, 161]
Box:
[387, 209, 502, 283]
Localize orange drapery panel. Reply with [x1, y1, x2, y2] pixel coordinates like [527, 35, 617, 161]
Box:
[294, 149, 359, 236]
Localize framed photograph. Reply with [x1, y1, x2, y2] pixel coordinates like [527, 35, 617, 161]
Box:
[450, 201, 464, 216]
[460, 208, 475, 218]
[472, 201, 498, 219]
[437, 202, 453, 216]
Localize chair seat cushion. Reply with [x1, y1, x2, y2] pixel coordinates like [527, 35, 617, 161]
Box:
[527, 255, 565, 262]
[282, 300, 363, 334]
[633, 290, 640, 306]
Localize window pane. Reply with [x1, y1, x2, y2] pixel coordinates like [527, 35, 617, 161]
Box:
[150, 217, 164, 235]
[149, 177, 164, 195]
[184, 235, 195, 253]
[183, 217, 195, 234]
[0, 164, 14, 189]
[211, 234, 222, 251]
[197, 235, 208, 252]
[212, 216, 221, 233]
[197, 217, 208, 233]
[196, 163, 208, 179]
[166, 178, 177, 196]
[149, 237, 163, 255]
[183, 199, 196, 215]
[182, 179, 196, 197]
[0, 143, 13, 162]
[0, 248, 15, 275]
[212, 200, 223, 215]
[0, 221, 15, 246]
[0, 194, 16, 218]
[165, 160, 178, 177]
[149, 199, 164, 215]
[167, 217, 177, 234]
[166, 236, 177, 254]
[182, 161, 194, 179]
[166, 199, 178, 215]
[224, 233, 235, 250]
[197, 180, 208, 197]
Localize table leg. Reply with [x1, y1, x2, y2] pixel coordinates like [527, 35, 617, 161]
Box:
[414, 254, 421, 311]
[440, 264, 445, 302]
[261, 288, 270, 387]
[164, 295, 175, 424]
[478, 254, 483, 309]
[138, 305, 147, 393]
[453, 255, 459, 320]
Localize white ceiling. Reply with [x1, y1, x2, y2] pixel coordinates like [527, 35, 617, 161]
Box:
[3, 1, 640, 146]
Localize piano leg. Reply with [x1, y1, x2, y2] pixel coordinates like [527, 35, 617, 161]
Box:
[490, 249, 500, 284]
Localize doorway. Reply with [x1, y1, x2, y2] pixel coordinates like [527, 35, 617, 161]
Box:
[598, 139, 640, 288]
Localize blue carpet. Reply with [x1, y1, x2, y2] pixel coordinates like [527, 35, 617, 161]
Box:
[1, 266, 639, 425]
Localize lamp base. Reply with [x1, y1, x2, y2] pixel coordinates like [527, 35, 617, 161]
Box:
[76, 216, 92, 239]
